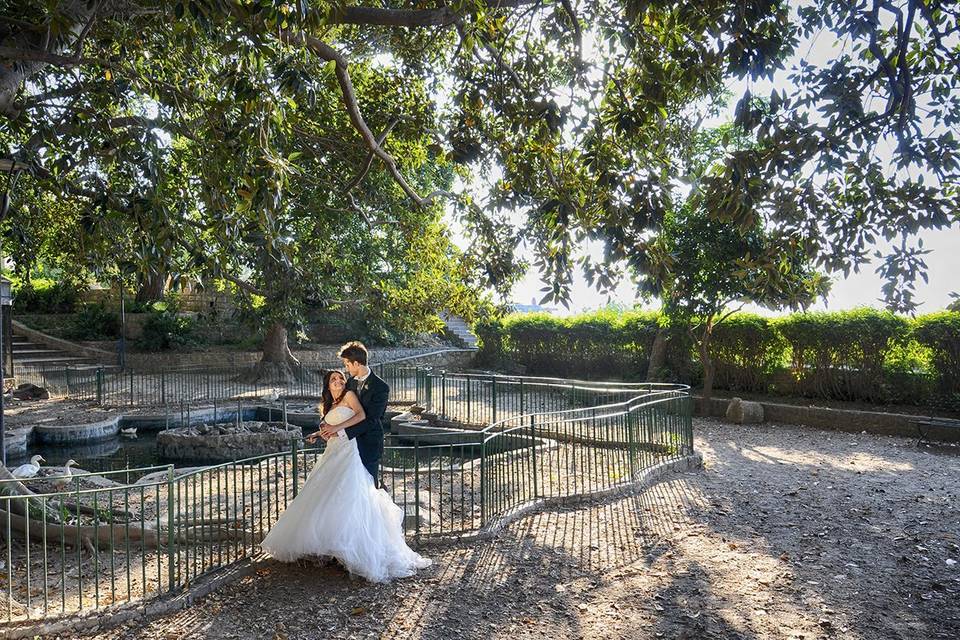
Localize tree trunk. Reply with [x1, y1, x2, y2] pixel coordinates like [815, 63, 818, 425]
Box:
[0, 1, 96, 116]
[0, 465, 60, 521]
[646, 326, 669, 382]
[135, 268, 167, 304]
[698, 331, 715, 417]
[244, 320, 302, 383]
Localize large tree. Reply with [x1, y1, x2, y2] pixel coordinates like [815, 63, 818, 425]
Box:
[2, 0, 957, 323]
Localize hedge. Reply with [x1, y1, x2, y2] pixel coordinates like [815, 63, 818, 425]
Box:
[475, 308, 960, 412]
[12, 279, 81, 313]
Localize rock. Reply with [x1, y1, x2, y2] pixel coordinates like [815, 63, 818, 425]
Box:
[725, 397, 764, 424]
[156, 421, 302, 462]
[12, 383, 49, 400]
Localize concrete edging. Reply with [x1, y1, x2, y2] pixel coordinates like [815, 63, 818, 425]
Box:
[696, 395, 960, 442]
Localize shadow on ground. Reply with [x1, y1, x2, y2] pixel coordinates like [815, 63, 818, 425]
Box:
[86, 418, 959, 640]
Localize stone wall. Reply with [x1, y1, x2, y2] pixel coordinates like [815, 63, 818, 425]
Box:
[125, 347, 477, 372]
[696, 395, 959, 442]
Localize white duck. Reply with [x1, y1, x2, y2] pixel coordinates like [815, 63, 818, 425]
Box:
[120, 427, 138, 438]
[11, 455, 44, 479]
[52, 459, 79, 492]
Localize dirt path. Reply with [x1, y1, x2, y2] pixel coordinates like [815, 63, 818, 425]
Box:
[79, 419, 959, 640]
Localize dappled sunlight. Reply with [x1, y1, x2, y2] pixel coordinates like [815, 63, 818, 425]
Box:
[735, 444, 916, 474]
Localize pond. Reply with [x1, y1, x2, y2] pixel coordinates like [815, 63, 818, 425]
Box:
[10, 416, 502, 477]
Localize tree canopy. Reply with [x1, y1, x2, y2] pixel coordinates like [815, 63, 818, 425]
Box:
[1, 0, 957, 320]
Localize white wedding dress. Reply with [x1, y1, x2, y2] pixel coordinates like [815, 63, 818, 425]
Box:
[260, 405, 431, 582]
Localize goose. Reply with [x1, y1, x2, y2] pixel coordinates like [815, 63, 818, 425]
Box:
[52, 460, 79, 492]
[11, 455, 44, 479]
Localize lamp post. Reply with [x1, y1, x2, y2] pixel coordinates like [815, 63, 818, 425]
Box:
[0, 159, 24, 466]
[0, 277, 11, 466]
[118, 278, 126, 369]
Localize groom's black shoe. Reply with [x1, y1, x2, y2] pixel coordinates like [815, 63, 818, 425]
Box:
[312, 555, 339, 568]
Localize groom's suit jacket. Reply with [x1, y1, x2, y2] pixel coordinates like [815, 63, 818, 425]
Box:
[344, 370, 389, 468]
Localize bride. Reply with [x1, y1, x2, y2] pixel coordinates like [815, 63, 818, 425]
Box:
[260, 369, 431, 582]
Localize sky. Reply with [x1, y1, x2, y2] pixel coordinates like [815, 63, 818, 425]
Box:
[507, 225, 959, 315]
[462, 7, 960, 316]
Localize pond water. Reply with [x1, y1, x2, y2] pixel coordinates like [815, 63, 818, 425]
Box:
[12, 421, 495, 476]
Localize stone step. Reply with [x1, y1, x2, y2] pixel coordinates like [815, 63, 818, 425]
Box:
[15, 355, 96, 365]
[439, 313, 478, 348]
[12, 347, 65, 356]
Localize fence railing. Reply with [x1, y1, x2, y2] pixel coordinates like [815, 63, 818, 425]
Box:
[10, 359, 428, 408]
[1, 366, 692, 628]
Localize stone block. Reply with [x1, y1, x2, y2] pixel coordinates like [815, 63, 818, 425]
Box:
[725, 397, 764, 424]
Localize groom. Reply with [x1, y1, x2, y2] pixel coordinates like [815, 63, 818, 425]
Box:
[320, 341, 388, 487]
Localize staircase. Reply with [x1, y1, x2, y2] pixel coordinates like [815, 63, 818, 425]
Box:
[440, 313, 479, 349]
[12, 332, 102, 372]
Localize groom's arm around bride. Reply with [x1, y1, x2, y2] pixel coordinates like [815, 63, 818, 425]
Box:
[334, 341, 390, 484]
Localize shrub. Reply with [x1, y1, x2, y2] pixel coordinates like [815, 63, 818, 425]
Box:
[912, 312, 960, 410]
[709, 314, 786, 393]
[484, 310, 661, 380]
[473, 316, 506, 367]
[12, 279, 81, 313]
[775, 308, 910, 403]
[136, 310, 197, 352]
[64, 304, 120, 340]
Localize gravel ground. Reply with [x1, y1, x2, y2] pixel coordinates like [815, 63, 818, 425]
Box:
[57, 419, 960, 639]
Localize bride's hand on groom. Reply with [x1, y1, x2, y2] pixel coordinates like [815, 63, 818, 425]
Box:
[319, 425, 337, 440]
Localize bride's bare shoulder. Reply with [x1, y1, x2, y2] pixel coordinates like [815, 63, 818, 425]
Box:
[342, 389, 363, 408]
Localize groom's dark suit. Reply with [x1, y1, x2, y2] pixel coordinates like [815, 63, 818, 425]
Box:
[344, 369, 389, 485]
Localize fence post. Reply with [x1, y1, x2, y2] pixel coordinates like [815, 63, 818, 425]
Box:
[414, 439, 421, 543]
[65, 367, 72, 396]
[161, 369, 166, 405]
[491, 376, 498, 424]
[441, 371, 447, 418]
[166, 464, 175, 591]
[466, 376, 472, 424]
[96, 367, 104, 405]
[291, 437, 299, 499]
[479, 439, 486, 526]
[129, 369, 134, 406]
[530, 414, 538, 499]
[519, 379, 525, 416]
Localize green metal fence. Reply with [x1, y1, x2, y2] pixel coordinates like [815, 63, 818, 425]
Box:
[11, 359, 427, 408]
[1, 366, 691, 628]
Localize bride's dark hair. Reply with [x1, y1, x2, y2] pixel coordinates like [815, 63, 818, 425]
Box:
[320, 370, 347, 417]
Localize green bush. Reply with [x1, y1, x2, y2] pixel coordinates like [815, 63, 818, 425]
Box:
[12, 279, 81, 313]
[473, 316, 506, 367]
[474, 307, 960, 410]
[912, 312, 960, 410]
[136, 310, 197, 352]
[64, 304, 120, 340]
[709, 314, 786, 393]
[775, 309, 911, 403]
[480, 310, 661, 380]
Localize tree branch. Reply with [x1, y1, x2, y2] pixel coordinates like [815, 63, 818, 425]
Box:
[218, 272, 266, 298]
[278, 30, 446, 207]
[0, 46, 93, 67]
[328, 1, 535, 28]
[342, 118, 400, 194]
